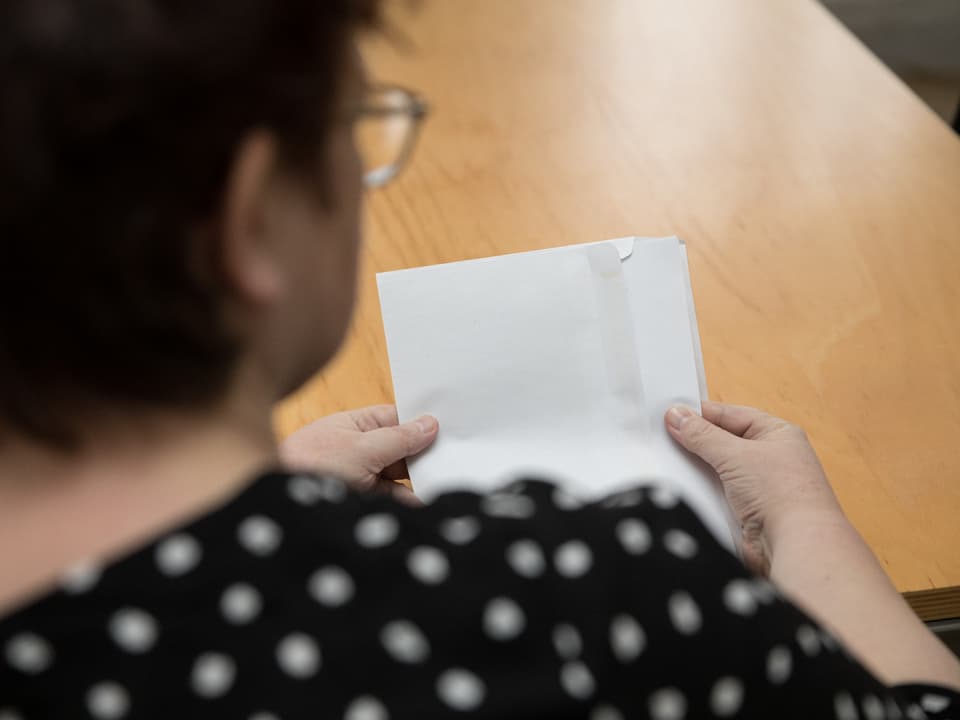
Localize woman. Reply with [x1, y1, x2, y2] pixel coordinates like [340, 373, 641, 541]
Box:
[1, 0, 958, 717]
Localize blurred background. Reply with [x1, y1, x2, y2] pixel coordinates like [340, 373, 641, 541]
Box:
[822, 0, 960, 125]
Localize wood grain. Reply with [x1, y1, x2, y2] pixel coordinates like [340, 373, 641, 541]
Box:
[274, 0, 960, 618]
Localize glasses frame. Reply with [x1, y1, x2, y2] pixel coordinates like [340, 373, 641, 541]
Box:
[354, 84, 429, 189]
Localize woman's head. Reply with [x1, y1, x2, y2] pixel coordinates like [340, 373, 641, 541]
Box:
[0, 0, 380, 446]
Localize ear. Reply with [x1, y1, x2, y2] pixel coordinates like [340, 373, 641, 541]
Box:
[219, 130, 283, 305]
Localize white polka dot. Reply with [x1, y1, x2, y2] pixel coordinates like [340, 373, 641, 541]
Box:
[751, 578, 778, 604]
[191, 652, 236, 698]
[482, 493, 536, 519]
[886, 697, 905, 720]
[287, 475, 345, 505]
[287, 475, 323, 504]
[355, 513, 399, 548]
[616, 519, 651, 555]
[554, 540, 593, 578]
[506, 540, 546, 578]
[220, 583, 263, 625]
[61, 561, 101, 594]
[795, 624, 820, 656]
[650, 486, 679, 509]
[407, 546, 449, 585]
[766, 645, 792, 684]
[380, 620, 430, 664]
[155, 533, 202, 577]
[483, 597, 526, 641]
[344, 696, 389, 720]
[833, 692, 858, 720]
[552, 488, 582, 510]
[723, 579, 758, 617]
[610, 614, 645, 662]
[590, 706, 624, 720]
[668, 592, 702, 635]
[709, 677, 743, 717]
[309, 566, 355, 607]
[4, 633, 53, 674]
[905, 703, 927, 720]
[819, 629, 839, 652]
[436, 668, 485, 711]
[560, 661, 595, 700]
[276, 633, 321, 679]
[663, 529, 698, 559]
[552, 624, 582, 659]
[316, 476, 349, 502]
[248, 713, 281, 720]
[440, 517, 481, 545]
[602, 489, 644, 508]
[649, 687, 686, 720]
[86, 682, 130, 719]
[921, 693, 950, 713]
[237, 515, 283, 556]
[862, 694, 884, 720]
[108, 608, 158, 654]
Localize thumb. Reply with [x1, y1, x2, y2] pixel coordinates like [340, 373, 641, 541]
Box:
[357, 415, 439, 472]
[665, 406, 741, 470]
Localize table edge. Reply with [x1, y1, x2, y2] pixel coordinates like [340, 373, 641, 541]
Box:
[904, 586, 960, 622]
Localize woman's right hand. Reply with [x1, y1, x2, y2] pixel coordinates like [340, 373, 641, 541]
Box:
[669, 403, 960, 691]
[665, 401, 848, 575]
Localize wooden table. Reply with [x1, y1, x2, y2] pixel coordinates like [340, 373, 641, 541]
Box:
[275, 0, 960, 621]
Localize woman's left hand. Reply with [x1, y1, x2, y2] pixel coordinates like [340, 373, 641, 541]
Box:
[279, 405, 439, 505]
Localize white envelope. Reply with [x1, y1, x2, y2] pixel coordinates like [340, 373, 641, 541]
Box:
[377, 236, 736, 550]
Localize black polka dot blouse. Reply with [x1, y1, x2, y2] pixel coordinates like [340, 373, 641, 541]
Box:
[1, 472, 958, 719]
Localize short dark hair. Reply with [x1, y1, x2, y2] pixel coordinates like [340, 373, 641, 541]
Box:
[0, 0, 379, 446]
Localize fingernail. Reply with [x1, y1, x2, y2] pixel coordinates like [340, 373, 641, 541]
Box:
[415, 415, 437, 434]
[666, 406, 693, 429]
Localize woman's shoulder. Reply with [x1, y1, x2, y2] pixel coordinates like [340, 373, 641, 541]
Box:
[4, 471, 958, 720]
[0, 471, 739, 717]
[233, 473, 749, 599]
[1, 470, 727, 623]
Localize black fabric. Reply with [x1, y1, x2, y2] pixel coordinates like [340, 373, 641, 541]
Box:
[1, 472, 957, 719]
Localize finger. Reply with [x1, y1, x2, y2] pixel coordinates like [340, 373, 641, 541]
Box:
[368, 478, 423, 507]
[392, 486, 424, 507]
[664, 406, 742, 469]
[701, 401, 786, 440]
[391, 482, 424, 507]
[349, 405, 400, 432]
[356, 415, 439, 471]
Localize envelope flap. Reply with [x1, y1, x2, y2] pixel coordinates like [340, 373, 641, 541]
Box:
[610, 237, 636, 260]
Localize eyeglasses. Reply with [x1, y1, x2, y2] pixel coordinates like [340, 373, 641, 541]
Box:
[352, 84, 429, 189]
